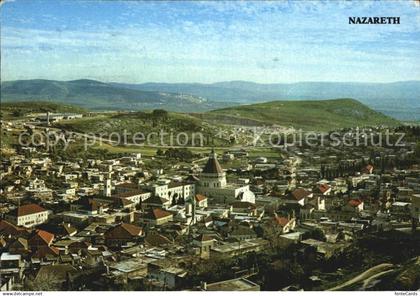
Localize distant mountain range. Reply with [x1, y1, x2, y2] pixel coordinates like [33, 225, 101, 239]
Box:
[0, 79, 231, 112]
[1, 79, 419, 120]
[114, 80, 420, 121]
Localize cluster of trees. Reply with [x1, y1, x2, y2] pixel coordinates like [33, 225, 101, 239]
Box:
[184, 222, 333, 291]
[395, 125, 420, 140]
[319, 151, 419, 180]
[157, 147, 194, 161]
[254, 167, 282, 180]
[113, 109, 169, 127]
[320, 158, 371, 180]
[149, 109, 169, 127]
[186, 243, 323, 290]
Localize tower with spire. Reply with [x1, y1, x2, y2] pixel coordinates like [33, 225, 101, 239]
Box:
[199, 149, 227, 189]
[197, 149, 255, 204]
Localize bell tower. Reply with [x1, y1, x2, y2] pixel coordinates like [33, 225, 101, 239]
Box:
[104, 175, 112, 197]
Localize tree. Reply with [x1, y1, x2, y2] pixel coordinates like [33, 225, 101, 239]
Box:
[25, 272, 62, 291]
[306, 228, 326, 241]
[415, 141, 420, 159]
[263, 259, 304, 290]
[262, 222, 290, 251]
[164, 148, 194, 161]
[12, 109, 25, 117]
[152, 109, 168, 122]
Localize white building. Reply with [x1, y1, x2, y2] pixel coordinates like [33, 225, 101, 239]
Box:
[145, 179, 195, 204]
[197, 150, 255, 204]
[6, 204, 49, 227]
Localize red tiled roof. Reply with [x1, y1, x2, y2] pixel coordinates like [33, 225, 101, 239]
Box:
[15, 204, 47, 217]
[31, 230, 54, 245]
[105, 223, 142, 240]
[318, 184, 330, 194]
[112, 189, 150, 198]
[144, 233, 173, 247]
[349, 199, 363, 207]
[274, 216, 290, 227]
[153, 208, 172, 219]
[144, 195, 169, 205]
[231, 201, 256, 210]
[74, 197, 111, 211]
[121, 223, 142, 235]
[195, 194, 207, 202]
[144, 208, 172, 220]
[362, 165, 374, 174]
[289, 188, 311, 200]
[115, 182, 138, 189]
[0, 220, 27, 235]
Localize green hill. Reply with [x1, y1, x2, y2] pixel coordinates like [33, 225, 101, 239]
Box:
[206, 98, 400, 131]
[0, 101, 87, 119]
[52, 110, 230, 147]
[115, 80, 420, 121]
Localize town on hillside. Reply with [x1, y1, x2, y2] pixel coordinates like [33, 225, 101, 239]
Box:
[1, 0, 420, 292]
[0, 109, 420, 291]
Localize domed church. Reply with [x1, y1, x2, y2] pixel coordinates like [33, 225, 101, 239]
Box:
[196, 149, 255, 204]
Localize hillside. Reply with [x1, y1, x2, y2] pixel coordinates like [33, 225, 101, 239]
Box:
[206, 99, 400, 131]
[116, 80, 420, 121]
[4, 79, 418, 120]
[0, 101, 87, 119]
[1, 79, 230, 112]
[52, 110, 230, 147]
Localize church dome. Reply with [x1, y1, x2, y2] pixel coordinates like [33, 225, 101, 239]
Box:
[202, 150, 223, 175]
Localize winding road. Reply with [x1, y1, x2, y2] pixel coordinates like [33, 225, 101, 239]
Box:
[328, 263, 394, 291]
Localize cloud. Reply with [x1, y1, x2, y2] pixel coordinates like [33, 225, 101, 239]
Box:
[1, 0, 419, 83]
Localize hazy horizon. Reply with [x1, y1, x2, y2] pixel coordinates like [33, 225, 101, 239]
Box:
[2, 78, 420, 85]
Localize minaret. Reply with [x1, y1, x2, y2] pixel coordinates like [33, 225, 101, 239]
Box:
[185, 195, 196, 225]
[46, 111, 51, 126]
[104, 178, 112, 197]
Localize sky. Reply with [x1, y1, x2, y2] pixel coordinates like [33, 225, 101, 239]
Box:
[1, 0, 420, 83]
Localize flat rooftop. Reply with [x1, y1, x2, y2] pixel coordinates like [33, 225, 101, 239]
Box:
[0, 252, 21, 261]
[206, 278, 259, 291]
[211, 238, 269, 253]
